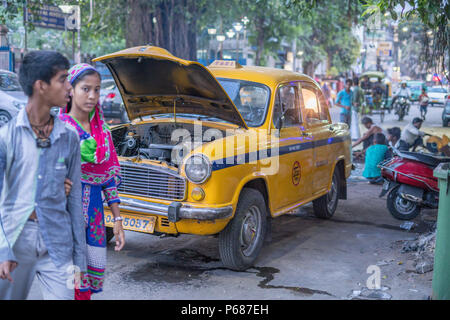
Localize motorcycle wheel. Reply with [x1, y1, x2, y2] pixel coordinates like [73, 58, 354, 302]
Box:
[398, 109, 405, 121]
[386, 186, 420, 220]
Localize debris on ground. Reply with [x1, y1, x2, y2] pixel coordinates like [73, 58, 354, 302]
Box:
[400, 221, 416, 231]
[401, 231, 436, 274]
[348, 287, 392, 300]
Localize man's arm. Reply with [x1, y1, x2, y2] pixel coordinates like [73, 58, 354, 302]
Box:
[66, 134, 87, 273]
[352, 126, 375, 147]
[0, 137, 18, 281]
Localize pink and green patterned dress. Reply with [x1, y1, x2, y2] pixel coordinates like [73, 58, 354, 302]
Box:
[60, 104, 121, 296]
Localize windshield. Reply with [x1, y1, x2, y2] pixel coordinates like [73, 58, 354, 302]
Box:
[217, 78, 270, 127]
[0, 72, 22, 91]
[429, 87, 447, 93]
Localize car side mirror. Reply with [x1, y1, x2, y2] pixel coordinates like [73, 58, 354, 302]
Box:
[275, 102, 287, 130]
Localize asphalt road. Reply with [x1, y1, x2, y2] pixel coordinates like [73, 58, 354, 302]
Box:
[26, 102, 444, 300]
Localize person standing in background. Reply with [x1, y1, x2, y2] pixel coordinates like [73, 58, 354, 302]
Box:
[335, 79, 353, 126]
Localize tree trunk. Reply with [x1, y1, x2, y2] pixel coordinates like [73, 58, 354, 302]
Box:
[254, 18, 265, 66]
[126, 0, 198, 60]
[126, 0, 152, 47]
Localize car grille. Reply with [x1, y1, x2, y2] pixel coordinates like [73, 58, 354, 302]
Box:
[118, 162, 186, 201]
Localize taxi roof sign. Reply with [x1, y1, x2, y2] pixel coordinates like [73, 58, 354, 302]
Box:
[209, 60, 243, 69]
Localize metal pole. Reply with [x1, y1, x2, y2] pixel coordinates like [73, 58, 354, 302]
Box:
[432, 163, 450, 300]
[23, 1, 28, 54]
[236, 32, 239, 62]
[72, 30, 75, 62]
[76, 28, 81, 63]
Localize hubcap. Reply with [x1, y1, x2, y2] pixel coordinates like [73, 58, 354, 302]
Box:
[240, 205, 262, 257]
[327, 175, 338, 212]
[394, 195, 417, 215]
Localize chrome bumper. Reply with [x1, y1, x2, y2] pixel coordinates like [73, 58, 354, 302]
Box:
[105, 196, 233, 222]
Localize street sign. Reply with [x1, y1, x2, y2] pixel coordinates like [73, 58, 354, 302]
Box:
[59, 5, 81, 31]
[377, 41, 393, 57]
[27, 5, 67, 30]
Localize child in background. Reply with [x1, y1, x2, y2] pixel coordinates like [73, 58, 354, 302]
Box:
[363, 133, 389, 184]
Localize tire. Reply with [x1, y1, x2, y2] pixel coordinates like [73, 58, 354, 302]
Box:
[444, 119, 449, 127]
[313, 169, 340, 219]
[219, 188, 267, 271]
[386, 186, 420, 220]
[398, 109, 405, 121]
[106, 227, 115, 242]
[0, 110, 12, 127]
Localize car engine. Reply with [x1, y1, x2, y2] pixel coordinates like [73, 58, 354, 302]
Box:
[111, 122, 226, 167]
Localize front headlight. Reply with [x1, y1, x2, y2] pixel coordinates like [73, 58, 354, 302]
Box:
[184, 154, 212, 184]
[13, 101, 26, 109]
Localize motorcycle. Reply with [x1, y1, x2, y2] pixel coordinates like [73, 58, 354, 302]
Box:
[378, 144, 450, 220]
[394, 96, 409, 121]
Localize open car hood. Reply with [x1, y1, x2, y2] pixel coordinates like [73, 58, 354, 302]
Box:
[93, 46, 247, 129]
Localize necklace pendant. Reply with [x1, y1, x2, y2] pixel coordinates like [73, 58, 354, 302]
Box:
[36, 138, 51, 148]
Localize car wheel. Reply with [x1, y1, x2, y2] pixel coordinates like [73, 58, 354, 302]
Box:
[0, 110, 12, 127]
[106, 227, 114, 242]
[386, 186, 420, 220]
[313, 169, 340, 219]
[219, 188, 267, 271]
[444, 119, 449, 127]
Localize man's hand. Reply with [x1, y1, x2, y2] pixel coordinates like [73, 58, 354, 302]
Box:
[113, 221, 125, 252]
[64, 178, 73, 197]
[0, 261, 18, 282]
[74, 271, 85, 289]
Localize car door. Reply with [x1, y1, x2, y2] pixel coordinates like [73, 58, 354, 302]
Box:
[268, 83, 314, 214]
[299, 81, 334, 195]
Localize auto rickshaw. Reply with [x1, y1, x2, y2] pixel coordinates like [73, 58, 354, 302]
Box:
[360, 71, 392, 122]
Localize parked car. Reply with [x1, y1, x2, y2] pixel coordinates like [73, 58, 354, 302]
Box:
[0, 69, 27, 127]
[100, 78, 128, 123]
[428, 86, 448, 106]
[406, 80, 426, 102]
[443, 97, 450, 127]
[93, 46, 352, 270]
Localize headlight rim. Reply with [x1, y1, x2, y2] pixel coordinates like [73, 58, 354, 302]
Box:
[183, 153, 212, 185]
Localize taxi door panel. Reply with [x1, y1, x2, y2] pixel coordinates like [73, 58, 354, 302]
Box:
[300, 81, 334, 194]
[267, 84, 313, 212]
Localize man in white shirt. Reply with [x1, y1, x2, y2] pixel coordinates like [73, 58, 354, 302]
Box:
[399, 118, 429, 151]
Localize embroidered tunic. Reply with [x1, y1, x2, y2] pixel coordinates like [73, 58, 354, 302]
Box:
[59, 113, 121, 294]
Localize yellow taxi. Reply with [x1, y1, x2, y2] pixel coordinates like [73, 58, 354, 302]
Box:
[93, 46, 352, 270]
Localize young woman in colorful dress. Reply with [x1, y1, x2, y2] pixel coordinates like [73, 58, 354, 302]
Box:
[59, 63, 125, 300]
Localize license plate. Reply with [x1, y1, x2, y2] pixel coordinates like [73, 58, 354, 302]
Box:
[382, 181, 390, 190]
[105, 212, 156, 234]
